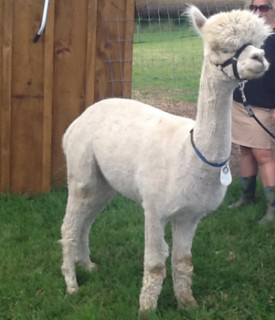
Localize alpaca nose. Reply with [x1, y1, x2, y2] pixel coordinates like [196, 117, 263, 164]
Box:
[251, 49, 265, 63]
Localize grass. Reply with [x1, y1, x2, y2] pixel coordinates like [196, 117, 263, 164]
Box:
[132, 22, 203, 102]
[0, 181, 275, 320]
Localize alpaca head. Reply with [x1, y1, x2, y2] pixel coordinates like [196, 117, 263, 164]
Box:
[187, 6, 273, 80]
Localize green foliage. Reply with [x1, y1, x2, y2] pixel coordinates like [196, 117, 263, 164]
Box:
[0, 181, 274, 319]
[132, 22, 203, 103]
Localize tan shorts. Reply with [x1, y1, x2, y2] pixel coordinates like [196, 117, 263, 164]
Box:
[232, 101, 275, 149]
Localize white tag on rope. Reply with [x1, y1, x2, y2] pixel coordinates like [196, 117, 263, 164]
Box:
[220, 162, 232, 186]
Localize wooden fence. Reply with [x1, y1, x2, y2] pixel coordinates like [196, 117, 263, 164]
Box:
[0, 0, 135, 194]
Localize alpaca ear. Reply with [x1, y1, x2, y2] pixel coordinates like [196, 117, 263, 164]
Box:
[186, 5, 207, 34]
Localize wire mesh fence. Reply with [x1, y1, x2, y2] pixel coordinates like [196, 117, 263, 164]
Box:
[132, 0, 244, 107]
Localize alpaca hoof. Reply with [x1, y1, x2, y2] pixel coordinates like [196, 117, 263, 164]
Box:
[177, 297, 198, 309]
[139, 296, 157, 318]
[66, 284, 79, 294]
[77, 259, 98, 271]
[81, 261, 98, 272]
[139, 295, 158, 316]
[138, 308, 156, 319]
[66, 287, 78, 294]
[87, 262, 98, 272]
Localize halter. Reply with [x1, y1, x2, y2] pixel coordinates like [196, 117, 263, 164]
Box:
[215, 43, 251, 80]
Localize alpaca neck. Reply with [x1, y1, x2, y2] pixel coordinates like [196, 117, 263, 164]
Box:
[193, 60, 237, 162]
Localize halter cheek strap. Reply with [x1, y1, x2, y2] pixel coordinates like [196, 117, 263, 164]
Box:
[216, 43, 251, 80]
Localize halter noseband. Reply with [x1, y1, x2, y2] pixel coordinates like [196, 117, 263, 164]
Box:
[215, 43, 251, 80]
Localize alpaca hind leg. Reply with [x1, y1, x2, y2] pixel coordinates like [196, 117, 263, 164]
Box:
[171, 217, 200, 308]
[60, 179, 115, 293]
[139, 213, 169, 314]
[76, 218, 98, 271]
[76, 182, 115, 271]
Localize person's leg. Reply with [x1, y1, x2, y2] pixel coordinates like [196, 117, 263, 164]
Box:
[252, 148, 275, 224]
[229, 146, 258, 209]
[240, 146, 258, 177]
[252, 148, 275, 187]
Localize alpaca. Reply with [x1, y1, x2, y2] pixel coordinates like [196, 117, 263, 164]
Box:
[60, 6, 272, 313]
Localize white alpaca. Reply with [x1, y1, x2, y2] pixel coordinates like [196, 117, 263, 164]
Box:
[60, 6, 271, 313]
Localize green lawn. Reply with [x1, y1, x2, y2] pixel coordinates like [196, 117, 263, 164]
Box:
[132, 23, 203, 102]
[0, 182, 274, 319]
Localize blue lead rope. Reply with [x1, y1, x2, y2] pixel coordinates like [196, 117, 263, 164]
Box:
[190, 129, 229, 167]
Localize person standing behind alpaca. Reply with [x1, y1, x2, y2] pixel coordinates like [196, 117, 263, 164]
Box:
[230, 0, 275, 224]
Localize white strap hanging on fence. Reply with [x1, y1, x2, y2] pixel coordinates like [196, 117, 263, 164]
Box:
[33, 0, 50, 42]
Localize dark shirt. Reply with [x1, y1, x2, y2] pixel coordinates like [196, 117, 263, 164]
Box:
[233, 30, 275, 109]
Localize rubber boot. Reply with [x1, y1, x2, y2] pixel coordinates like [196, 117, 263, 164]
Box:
[258, 186, 275, 225]
[228, 176, 256, 209]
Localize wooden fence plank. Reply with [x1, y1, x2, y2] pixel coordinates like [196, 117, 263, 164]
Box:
[0, 0, 13, 192]
[51, 0, 90, 184]
[41, 0, 54, 192]
[10, 0, 45, 193]
[10, 97, 43, 192]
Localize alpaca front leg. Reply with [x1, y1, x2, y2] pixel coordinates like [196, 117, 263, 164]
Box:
[139, 215, 169, 314]
[171, 218, 199, 308]
[60, 238, 78, 294]
[172, 255, 197, 308]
